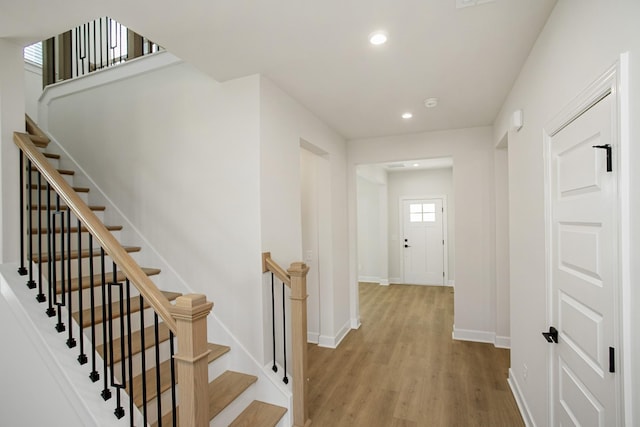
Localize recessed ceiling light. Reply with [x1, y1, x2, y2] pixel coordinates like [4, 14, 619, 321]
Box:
[369, 31, 388, 45]
[424, 98, 439, 108]
[413, 163, 420, 167]
[402, 112, 413, 119]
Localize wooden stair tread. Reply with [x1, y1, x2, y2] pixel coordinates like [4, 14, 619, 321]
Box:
[73, 291, 181, 328]
[229, 401, 287, 427]
[209, 371, 258, 419]
[43, 152, 60, 159]
[31, 224, 123, 234]
[30, 166, 74, 175]
[30, 184, 90, 192]
[96, 323, 171, 364]
[154, 371, 258, 427]
[130, 342, 230, 407]
[30, 245, 141, 263]
[59, 267, 160, 292]
[30, 204, 105, 211]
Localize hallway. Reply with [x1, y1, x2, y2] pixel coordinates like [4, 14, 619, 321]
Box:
[308, 283, 523, 426]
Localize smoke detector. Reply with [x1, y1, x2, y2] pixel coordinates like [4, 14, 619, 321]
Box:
[424, 98, 438, 108]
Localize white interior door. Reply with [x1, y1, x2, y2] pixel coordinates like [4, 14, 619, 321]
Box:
[402, 198, 444, 285]
[549, 93, 620, 426]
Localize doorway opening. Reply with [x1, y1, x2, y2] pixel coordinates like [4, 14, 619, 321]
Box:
[356, 157, 454, 287]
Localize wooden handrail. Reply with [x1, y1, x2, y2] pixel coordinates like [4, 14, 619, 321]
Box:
[14, 131, 178, 333]
[25, 114, 48, 140]
[262, 251, 291, 287]
[262, 252, 311, 427]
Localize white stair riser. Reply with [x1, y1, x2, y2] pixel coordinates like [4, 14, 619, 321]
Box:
[29, 230, 121, 254]
[30, 170, 75, 186]
[31, 251, 140, 280]
[29, 189, 90, 204]
[31, 209, 105, 226]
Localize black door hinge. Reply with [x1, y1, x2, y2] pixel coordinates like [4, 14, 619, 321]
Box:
[609, 347, 615, 373]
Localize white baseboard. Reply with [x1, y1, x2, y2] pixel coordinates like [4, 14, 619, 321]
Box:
[307, 332, 319, 344]
[318, 321, 351, 349]
[508, 368, 536, 427]
[452, 327, 496, 344]
[447, 279, 455, 287]
[389, 277, 401, 284]
[350, 317, 361, 329]
[495, 335, 511, 349]
[358, 275, 379, 283]
[378, 279, 390, 286]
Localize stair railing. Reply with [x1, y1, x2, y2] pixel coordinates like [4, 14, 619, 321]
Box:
[42, 16, 162, 87]
[15, 125, 212, 427]
[262, 252, 311, 427]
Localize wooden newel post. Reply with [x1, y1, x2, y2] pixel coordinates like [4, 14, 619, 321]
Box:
[170, 294, 213, 427]
[288, 262, 311, 427]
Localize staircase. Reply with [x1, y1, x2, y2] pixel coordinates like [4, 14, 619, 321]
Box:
[15, 116, 287, 426]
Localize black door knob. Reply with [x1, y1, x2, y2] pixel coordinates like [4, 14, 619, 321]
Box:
[542, 326, 558, 343]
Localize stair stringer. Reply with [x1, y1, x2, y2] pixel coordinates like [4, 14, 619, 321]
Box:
[39, 132, 292, 426]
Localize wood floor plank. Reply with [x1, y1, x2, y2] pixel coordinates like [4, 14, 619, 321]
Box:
[308, 283, 524, 427]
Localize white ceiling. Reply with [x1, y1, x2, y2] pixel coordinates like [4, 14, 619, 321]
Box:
[0, 0, 556, 140]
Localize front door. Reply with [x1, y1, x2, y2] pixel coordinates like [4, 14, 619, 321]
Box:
[548, 92, 620, 425]
[402, 198, 444, 285]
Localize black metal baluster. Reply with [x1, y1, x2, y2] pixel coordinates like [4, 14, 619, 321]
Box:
[154, 313, 162, 426]
[83, 23, 89, 75]
[45, 185, 55, 316]
[54, 195, 65, 333]
[89, 234, 99, 382]
[170, 330, 177, 427]
[100, 248, 112, 401]
[110, 263, 125, 419]
[99, 18, 104, 70]
[271, 273, 277, 373]
[282, 281, 288, 384]
[126, 279, 134, 426]
[18, 152, 27, 276]
[140, 295, 148, 426]
[25, 160, 35, 288]
[77, 219, 86, 362]
[36, 174, 45, 302]
[66, 207, 75, 347]
[92, 20, 97, 74]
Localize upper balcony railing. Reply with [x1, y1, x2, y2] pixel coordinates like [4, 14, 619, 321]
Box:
[42, 17, 162, 88]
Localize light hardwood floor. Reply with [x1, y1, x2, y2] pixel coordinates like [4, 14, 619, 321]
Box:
[307, 283, 524, 427]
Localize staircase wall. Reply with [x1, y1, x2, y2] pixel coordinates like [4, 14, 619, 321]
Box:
[40, 52, 266, 362]
[0, 39, 25, 264]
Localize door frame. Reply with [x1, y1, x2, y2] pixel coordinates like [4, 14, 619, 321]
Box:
[399, 195, 448, 286]
[543, 55, 630, 425]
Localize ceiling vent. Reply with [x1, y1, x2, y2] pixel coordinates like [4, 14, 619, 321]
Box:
[456, 0, 495, 9]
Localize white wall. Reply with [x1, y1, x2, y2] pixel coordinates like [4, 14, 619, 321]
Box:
[356, 175, 382, 282]
[349, 126, 498, 343]
[259, 76, 350, 350]
[493, 0, 640, 424]
[386, 167, 454, 283]
[493, 145, 510, 348]
[43, 57, 265, 361]
[0, 39, 25, 263]
[24, 61, 42, 120]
